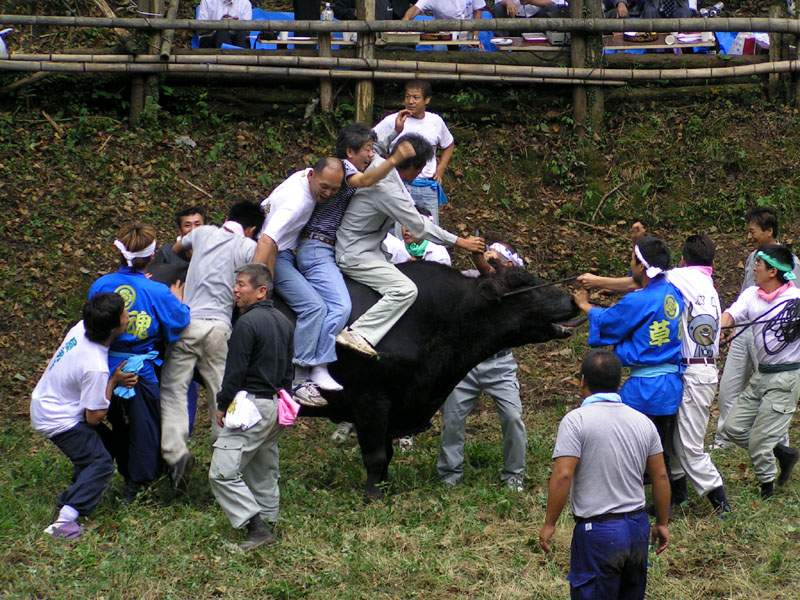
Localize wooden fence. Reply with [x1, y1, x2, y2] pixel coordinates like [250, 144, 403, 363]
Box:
[1, 0, 797, 131]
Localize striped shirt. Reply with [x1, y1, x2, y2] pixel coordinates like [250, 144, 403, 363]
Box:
[301, 159, 359, 241]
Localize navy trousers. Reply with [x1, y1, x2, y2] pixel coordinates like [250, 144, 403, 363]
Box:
[107, 378, 161, 485]
[51, 422, 115, 516]
[567, 511, 650, 600]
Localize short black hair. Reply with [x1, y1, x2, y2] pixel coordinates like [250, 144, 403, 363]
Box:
[746, 206, 779, 239]
[392, 134, 433, 171]
[682, 235, 715, 267]
[405, 79, 432, 99]
[635, 236, 671, 271]
[415, 206, 432, 218]
[313, 156, 345, 179]
[759, 244, 796, 283]
[336, 123, 377, 160]
[235, 263, 273, 298]
[83, 293, 125, 344]
[580, 350, 622, 394]
[174, 205, 206, 228]
[228, 201, 265, 234]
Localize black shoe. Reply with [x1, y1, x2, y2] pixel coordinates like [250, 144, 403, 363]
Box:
[670, 476, 688, 506]
[707, 486, 731, 518]
[124, 480, 143, 505]
[239, 514, 274, 551]
[170, 453, 194, 494]
[760, 481, 775, 499]
[773, 444, 799, 486]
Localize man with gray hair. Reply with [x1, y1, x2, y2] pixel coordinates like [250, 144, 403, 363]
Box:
[209, 262, 294, 551]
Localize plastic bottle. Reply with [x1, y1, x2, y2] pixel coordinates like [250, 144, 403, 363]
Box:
[321, 2, 334, 21]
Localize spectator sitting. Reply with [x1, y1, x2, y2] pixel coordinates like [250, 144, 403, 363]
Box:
[492, 0, 566, 37]
[197, 0, 252, 49]
[153, 205, 205, 267]
[402, 0, 485, 48]
[604, 0, 693, 18]
[334, 0, 411, 20]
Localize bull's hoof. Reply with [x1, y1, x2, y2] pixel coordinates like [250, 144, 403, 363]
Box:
[363, 488, 383, 504]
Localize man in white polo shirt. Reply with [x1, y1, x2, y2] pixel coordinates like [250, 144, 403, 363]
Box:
[259, 157, 344, 404]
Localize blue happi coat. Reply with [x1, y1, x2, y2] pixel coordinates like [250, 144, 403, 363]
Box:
[587, 275, 684, 416]
[89, 267, 190, 382]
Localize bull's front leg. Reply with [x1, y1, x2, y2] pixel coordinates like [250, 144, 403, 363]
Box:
[354, 398, 391, 502]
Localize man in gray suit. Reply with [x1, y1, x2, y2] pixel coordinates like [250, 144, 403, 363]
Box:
[334, 134, 484, 357]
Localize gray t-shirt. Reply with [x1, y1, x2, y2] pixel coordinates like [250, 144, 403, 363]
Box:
[182, 224, 257, 321]
[553, 402, 662, 518]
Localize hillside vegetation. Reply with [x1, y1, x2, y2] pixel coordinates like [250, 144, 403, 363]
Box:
[1, 59, 800, 599]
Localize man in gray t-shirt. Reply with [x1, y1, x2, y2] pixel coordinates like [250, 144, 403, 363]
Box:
[540, 350, 669, 600]
[160, 201, 271, 493]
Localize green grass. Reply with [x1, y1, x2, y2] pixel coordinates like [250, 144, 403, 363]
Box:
[3, 383, 799, 600]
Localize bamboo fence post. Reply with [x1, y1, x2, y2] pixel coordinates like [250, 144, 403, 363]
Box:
[159, 0, 180, 60]
[587, 0, 604, 130]
[768, 1, 783, 99]
[146, 0, 164, 108]
[319, 28, 333, 112]
[571, 0, 587, 136]
[129, 0, 149, 124]
[355, 0, 376, 124]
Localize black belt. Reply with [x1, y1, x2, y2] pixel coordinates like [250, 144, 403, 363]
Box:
[759, 362, 800, 373]
[574, 508, 645, 525]
[301, 233, 335, 246]
[681, 357, 716, 365]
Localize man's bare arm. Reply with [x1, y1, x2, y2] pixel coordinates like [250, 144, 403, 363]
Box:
[539, 456, 579, 553]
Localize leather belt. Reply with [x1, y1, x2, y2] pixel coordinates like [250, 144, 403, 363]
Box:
[574, 508, 645, 525]
[301, 233, 335, 246]
[681, 357, 716, 365]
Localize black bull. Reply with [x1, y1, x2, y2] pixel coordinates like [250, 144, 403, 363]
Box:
[148, 260, 580, 500]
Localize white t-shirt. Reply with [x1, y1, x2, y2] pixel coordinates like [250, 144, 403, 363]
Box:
[725, 284, 800, 365]
[666, 266, 721, 359]
[198, 0, 252, 21]
[373, 112, 454, 180]
[502, 0, 567, 17]
[30, 321, 110, 438]
[261, 168, 317, 252]
[414, 0, 486, 19]
[382, 232, 452, 265]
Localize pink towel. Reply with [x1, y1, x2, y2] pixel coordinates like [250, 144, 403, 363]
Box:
[277, 389, 301, 426]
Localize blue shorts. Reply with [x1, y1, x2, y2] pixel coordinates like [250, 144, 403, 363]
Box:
[568, 510, 650, 600]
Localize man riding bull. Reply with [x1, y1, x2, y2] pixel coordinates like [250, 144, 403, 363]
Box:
[334, 133, 485, 357]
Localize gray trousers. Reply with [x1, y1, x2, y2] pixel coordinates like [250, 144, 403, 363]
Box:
[337, 259, 418, 347]
[724, 369, 800, 483]
[437, 351, 526, 483]
[715, 328, 757, 446]
[161, 319, 231, 465]
[209, 395, 283, 529]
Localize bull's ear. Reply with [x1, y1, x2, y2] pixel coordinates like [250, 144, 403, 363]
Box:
[477, 278, 502, 302]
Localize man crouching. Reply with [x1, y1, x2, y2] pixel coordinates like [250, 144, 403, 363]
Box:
[209, 263, 294, 551]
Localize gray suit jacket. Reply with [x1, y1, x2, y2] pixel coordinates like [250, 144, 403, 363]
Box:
[335, 156, 458, 267]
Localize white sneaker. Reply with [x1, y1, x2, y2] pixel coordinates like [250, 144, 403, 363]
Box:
[331, 421, 355, 442]
[336, 328, 378, 357]
[506, 476, 524, 493]
[292, 380, 328, 407]
[311, 364, 344, 391]
[712, 439, 730, 450]
[398, 436, 414, 452]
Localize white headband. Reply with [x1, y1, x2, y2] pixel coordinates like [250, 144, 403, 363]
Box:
[634, 244, 663, 278]
[489, 242, 524, 267]
[114, 239, 156, 266]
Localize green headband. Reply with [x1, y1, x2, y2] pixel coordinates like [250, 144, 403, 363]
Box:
[757, 251, 797, 280]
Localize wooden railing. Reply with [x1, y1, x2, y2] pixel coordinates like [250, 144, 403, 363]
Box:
[1, 2, 797, 129]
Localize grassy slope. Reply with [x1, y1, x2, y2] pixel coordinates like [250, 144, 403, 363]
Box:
[1, 80, 800, 598]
